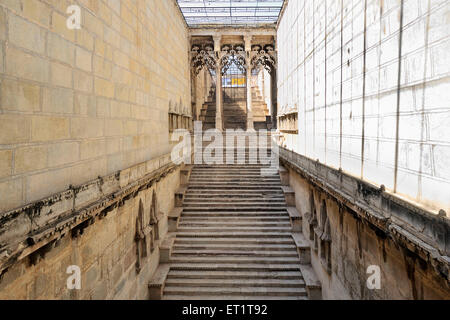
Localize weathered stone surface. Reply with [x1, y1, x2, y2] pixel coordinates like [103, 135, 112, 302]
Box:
[283, 152, 450, 300]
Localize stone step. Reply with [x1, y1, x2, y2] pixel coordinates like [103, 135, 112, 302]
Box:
[179, 217, 290, 222]
[173, 244, 296, 251]
[192, 162, 272, 165]
[194, 148, 274, 151]
[174, 237, 294, 245]
[187, 185, 283, 190]
[183, 199, 286, 204]
[165, 278, 305, 288]
[178, 221, 291, 227]
[167, 270, 302, 280]
[183, 202, 286, 207]
[186, 190, 283, 194]
[189, 174, 279, 178]
[188, 179, 281, 183]
[190, 171, 273, 175]
[164, 155, 307, 300]
[191, 165, 273, 169]
[190, 173, 276, 176]
[224, 121, 247, 125]
[189, 160, 273, 164]
[183, 205, 286, 213]
[190, 168, 273, 172]
[184, 195, 285, 200]
[187, 180, 284, 189]
[163, 286, 307, 297]
[185, 193, 284, 197]
[185, 191, 284, 195]
[191, 165, 274, 169]
[176, 227, 292, 233]
[180, 212, 289, 217]
[171, 250, 298, 257]
[175, 232, 293, 238]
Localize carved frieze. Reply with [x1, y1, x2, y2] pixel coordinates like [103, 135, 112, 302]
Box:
[135, 200, 152, 273]
[191, 42, 277, 76]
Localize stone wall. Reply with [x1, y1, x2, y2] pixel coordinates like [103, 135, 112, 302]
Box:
[193, 68, 210, 121]
[0, 152, 183, 299]
[277, 0, 450, 214]
[0, 0, 190, 213]
[280, 147, 449, 299]
[0, 0, 190, 300]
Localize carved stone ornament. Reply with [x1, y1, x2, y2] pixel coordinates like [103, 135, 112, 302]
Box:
[191, 43, 216, 75]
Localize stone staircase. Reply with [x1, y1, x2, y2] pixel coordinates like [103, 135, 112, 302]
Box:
[151, 143, 319, 300]
[199, 87, 271, 131]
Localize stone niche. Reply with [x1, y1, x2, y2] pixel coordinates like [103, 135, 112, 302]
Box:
[135, 189, 164, 275]
[169, 100, 193, 133]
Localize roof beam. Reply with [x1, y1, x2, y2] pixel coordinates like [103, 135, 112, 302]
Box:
[189, 27, 277, 37]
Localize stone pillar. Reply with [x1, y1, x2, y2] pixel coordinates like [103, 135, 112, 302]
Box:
[204, 69, 209, 102]
[213, 35, 223, 131]
[246, 61, 254, 130]
[262, 69, 265, 101]
[215, 64, 223, 131]
[244, 35, 253, 130]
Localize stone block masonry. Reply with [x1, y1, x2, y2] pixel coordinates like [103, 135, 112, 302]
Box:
[0, 0, 191, 300]
[0, 0, 191, 212]
[279, 146, 449, 299]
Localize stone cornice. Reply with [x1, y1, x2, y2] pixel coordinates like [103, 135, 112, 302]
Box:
[278, 147, 450, 285]
[172, 0, 189, 30]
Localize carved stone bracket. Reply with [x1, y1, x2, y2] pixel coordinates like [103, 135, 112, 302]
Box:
[250, 44, 277, 73]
